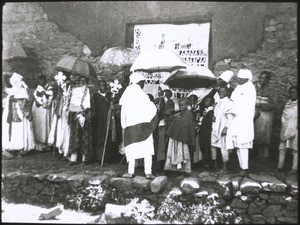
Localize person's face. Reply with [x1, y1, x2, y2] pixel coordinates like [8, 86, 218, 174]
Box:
[70, 74, 78, 84]
[218, 87, 228, 99]
[204, 98, 212, 107]
[237, 77, 248, 85]
[259, 73, 269, 86]
[78, 77, 87, 86]
[289, 88, 298, 101]
[99, 81, 107, 93]
[179, 100, 188, 111]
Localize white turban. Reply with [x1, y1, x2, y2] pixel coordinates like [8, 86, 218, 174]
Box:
[237, 69, 253, 81]
[14, 87, 29, 99]
[129, 72, 145, 84]
[10, 72, 23, 87]
[219, 70, 234, 83]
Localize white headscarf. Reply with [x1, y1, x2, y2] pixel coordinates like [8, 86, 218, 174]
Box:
[219, 70, 234, 83]
[129, 72, 145, 84]
[237, 69, 253, 81]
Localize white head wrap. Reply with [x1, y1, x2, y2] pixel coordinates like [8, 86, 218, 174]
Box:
[10, 72, 23, 88]
[219, 70, 234, 83]
[129, 72, 145, 84]
[237, 69, 253, 81]
[14, 87, 29, 99]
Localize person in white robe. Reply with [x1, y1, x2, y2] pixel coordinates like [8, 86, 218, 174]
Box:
[211, 85, 236, 173]
[277, 86, 298, 174]
[119, 72, 158, 179]
[31, 75, 55, 151]
[227, 69, 256, 176]
[2, 73, 35, 158]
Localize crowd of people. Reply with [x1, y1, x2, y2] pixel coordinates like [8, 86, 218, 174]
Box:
[2, 67, 298, 179]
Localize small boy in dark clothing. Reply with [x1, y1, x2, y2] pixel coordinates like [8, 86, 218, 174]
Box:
[198, 96, 215, 169]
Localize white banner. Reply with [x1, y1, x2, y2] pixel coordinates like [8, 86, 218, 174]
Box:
[133, 22, 211, 100]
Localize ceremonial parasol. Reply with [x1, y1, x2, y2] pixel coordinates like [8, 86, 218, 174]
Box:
[3, 41, 27, 60]
[164, 66, 217, 89]
[130, 49, 186, 73]
[99, 47, 139, 67]
[55, 55, 97, 80]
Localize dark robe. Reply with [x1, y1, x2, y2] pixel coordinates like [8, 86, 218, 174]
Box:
[199, 109, 214, 166]
[166, 109, 196, 146]
[91, 91, 113, 162]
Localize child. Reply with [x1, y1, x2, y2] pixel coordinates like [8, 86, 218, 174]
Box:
[277, 86, 298, 174]
[198, 96, 215, 169]
[211, 85, 236, 173]
[164, 98, 196, 174]
[66, 75, 93, 166]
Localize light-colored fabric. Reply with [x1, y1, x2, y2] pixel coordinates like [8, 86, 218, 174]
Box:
[237, 69, 253, 80]
[227, 81, 256, 149]
[211, 97, 236, 150]
[236, 148, 249, 170]
[164, 137, 191, 173]
[129, 72, 145, 84]
[219, 70, 234, 83]
[119, 83, 157, 162]
[278, 148, 298, 170]
[2, 97, 35, 152]
[280, 100, 297, 142]
[69, 85, 90, 112]
[211, 146, 229, 162]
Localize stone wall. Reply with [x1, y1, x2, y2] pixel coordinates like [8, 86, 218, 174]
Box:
[213, 5, 297, 150]
[2, 171, 298, 223]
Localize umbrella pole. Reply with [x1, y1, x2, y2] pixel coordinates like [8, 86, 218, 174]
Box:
[100, 102, 113, 167]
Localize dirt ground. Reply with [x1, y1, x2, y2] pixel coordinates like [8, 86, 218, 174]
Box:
[2, 147, 297, 181]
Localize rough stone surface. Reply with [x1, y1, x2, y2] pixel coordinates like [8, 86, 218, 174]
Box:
[249, 174, 287, 192]
[231, 199, 249, 209]
[276, 217, 298, 224]
[150, 176, 168, 193]
[132, 176, 151, 189]
[247, 202, 261, 215]
[262, 205, 283, 218]
[180, 177, 200, 195]
[240, 178, 262, 194]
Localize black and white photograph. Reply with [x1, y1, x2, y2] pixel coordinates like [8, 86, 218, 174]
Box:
[2, 1, 298, 224]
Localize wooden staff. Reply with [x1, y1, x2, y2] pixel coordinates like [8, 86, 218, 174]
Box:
[100, 100, 113, 167]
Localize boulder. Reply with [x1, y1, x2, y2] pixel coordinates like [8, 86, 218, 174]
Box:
[150, 176, 168, 193]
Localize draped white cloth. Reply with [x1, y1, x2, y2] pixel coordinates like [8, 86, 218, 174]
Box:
[119, 84, 157, 161]
[227, 81, 256, 149]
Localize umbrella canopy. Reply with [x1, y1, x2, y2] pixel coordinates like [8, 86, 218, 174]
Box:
[130, 49, 186, 73]
[99, 47, 139, 67]
[3, 41, 27, 60]
[164, 66, 217, 89]
[55, 55, 97, 80]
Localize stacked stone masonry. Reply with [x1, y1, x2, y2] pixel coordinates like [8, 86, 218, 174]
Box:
[2, 171, 298, 224]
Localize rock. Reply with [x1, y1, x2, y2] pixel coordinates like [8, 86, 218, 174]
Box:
[231, 199, 249, 209]
[254, 197, 268, 211]
[38, 205, 63, 220]
[109, 177, 134, 190]
[216, 177, 231, 200]
[249, 174, 287, 192]
[276, 217, 298, 224]
[286, 202, 298, 211]
[133, 175, 151, 189]
[247, 202, 261, 215]
[150, 176, 168, 193]
[262, 205, 283, 218]
[282, 208, 298, 218]
[251, 214, 268, 224]
[268, 194, 288, 205]
[285, 178, 298, 196]
[67, 174, 89, 188]
[180, 177, 199, 194]
[240, 178, 262, 194]
[231, 177, 242, 191]
[46, 174, 68, 182]
[88, 175, 109, 185]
